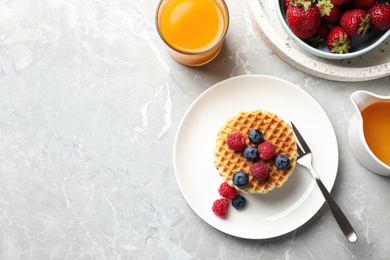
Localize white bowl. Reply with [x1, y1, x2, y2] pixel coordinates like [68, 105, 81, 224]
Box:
[275, 0, 390, 59]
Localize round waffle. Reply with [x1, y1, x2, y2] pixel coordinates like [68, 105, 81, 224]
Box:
[214, 110, 297, 194]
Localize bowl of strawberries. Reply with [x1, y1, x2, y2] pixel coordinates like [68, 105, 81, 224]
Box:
[276, 0, 390, 59]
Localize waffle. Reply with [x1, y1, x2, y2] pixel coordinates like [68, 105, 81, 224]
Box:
[214, 110, 297, 194]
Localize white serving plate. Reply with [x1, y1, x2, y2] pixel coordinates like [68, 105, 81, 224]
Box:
[173, 75, 339, 239]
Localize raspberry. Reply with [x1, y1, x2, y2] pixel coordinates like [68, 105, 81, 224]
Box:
[258, 141, 276, 160]
[227, 132, 246, 151]
[250, 162, 269, 181]
[218, 182, 237, 199]
[212, 198, 229, 217]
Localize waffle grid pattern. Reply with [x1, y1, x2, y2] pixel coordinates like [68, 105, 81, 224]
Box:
[214, 110, 297, 194]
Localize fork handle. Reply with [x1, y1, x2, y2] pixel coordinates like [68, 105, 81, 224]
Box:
[307, 165, 358, 243]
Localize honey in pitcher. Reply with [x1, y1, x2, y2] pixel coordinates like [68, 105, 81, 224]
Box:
[361, 101, 390, 166]
[157, 0, 228, 53]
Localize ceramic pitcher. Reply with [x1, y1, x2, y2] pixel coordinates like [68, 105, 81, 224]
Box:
[348, 90, 390, 176]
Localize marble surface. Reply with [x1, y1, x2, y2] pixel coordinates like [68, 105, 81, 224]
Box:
[0, 0, 390, 259]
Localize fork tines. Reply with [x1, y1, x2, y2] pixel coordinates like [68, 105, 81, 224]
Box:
[291, 122, 311, 157]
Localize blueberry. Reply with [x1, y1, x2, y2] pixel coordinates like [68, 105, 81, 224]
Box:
[275, 154, 291, 170]
[248, 129, 264, 144]
[232, 171, 249, 188]
[232, 195, 246, 210]
[244, 146, 259, 161]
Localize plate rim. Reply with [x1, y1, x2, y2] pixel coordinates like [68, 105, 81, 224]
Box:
[173, 74, 339, 239]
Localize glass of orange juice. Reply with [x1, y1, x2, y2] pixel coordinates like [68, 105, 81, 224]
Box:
[156, 0, 229, 66]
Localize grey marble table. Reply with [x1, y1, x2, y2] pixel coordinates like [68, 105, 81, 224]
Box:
[1, 0, 390, 259]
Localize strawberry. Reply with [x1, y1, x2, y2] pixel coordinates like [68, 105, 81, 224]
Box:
[286, 0, 322, 40]
[323, 5, 343, 25]
[346, 0, 376, 11]
[284, 0, 291, 11]
[284, 0, 299, 11]
[284, 0, 309, 12]
[340, 9, 370, 36]
[314, 22, 330, 39]
[306, 22, 329, 47]
[326, 26, 352, 53]
[368, 3, 390, 31]
[317, 0, 343, 25]
[330, 0, 350, 6]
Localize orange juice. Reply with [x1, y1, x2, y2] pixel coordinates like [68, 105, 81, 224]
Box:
[361, 101, 390, 166]
[156, 0, 229, 66]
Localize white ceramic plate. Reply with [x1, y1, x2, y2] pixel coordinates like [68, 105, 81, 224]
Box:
[173, 75, 339, 239]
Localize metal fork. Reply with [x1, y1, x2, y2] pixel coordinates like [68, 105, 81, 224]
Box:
[291, 122, 358, 243]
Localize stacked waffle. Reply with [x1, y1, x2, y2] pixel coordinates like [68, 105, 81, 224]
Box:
[214, 110, 297, 194]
